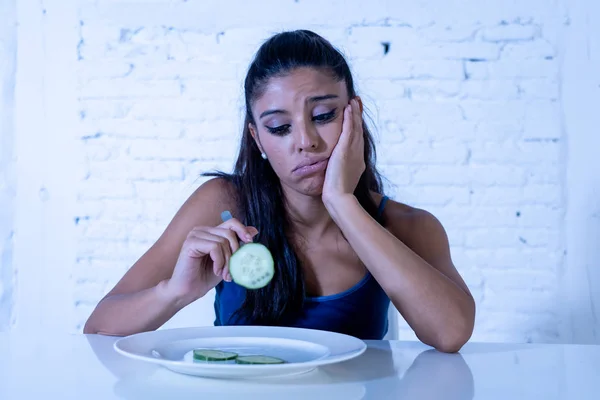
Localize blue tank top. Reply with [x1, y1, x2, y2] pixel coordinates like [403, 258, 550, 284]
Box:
[213, 196, 391, 340]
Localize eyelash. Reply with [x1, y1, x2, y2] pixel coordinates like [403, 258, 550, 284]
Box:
[266, 109, 337, 136]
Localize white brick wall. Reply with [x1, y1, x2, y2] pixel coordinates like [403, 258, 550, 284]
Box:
[4, 0, 600, 344]
[0, 0, 17, 332]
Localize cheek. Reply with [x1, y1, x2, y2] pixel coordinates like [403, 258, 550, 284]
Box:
[320, 119, 344, 149]
[259, 133, 292, 172]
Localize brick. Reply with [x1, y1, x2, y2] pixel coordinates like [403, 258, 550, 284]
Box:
[501, 41, 556, 60]
[352, 59, 464, 80]
[515, 205, 563, 228]
[426, 205, 519, 228]
[379, 140, 468, 165]
[467, 164, 528, 186]
[82, 199, 145, 221]
[459, 80, 520, 100]
[77, 61, 135, 80]
[523, 184, 562, 206]
[83, 119, 184, 139]
[183, 120, 241, 141]
[465, 228, 523, 248]
[475, 120, 523, 141]
[459, 100, 527, 122]
[466, 59, 558, 79]
[80, 78, 181, 98]
[481, 24, 539, 42]
[464, 248, 562, 270]
[516, 228, 562, 248]
[128, 138, 238, 161]
[412, 165, 473, 185]
[181, 80, 241, 100]
[516, 79, 559, 100]
[359, 80, 461, 101]
[128, 98, 238, 121]
[131, 60, 239, 80]
[517, 139, 562, 163]
[134, 181, 193, 200]
[77, 238, 149, 261]
[523, 101, 562, 140]
[469, 140, 560, 165]
[482, 269, 556, 292]
[483, 288, 557, 314]
[471, 187, 524, 205]
[78, 180, 135, 200]
[418, 23, 482, 42]
[86, 160, 185, 181]
[396, 185, 470, 206]
[80, 99, 133, 119]
[525, 164, 561, 184]
[465, 227, 561, 249]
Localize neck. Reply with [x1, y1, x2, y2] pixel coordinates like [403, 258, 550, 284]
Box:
[281, 185, 336, 240]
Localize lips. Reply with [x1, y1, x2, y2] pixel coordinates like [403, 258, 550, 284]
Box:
[292, 157, 329, 177]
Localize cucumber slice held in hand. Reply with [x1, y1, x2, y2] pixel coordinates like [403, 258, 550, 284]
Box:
[235, 355, 286, 365]
[229, 243, 274, 289]
[193, 349, 238, 362]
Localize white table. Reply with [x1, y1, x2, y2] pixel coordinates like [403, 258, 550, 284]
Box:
[0, 332, 598, 399]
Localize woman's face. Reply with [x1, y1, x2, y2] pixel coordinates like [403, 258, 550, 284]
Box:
[249, 67, 350, 196]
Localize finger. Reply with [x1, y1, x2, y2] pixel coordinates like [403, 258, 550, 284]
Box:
[205, 227, 241, 254]
[352, 98, 363, 138]
[218, 218, 258, 243]
[208, 244, 226, 277]
[339, 104, 352, 146]
[187, 231, 229, 276]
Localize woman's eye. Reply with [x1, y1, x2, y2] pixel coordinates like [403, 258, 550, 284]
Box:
[266, 125, 291, 135]
[313, 109, 336, 123]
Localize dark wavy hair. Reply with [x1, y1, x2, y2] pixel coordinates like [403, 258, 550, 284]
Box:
[204, 29, 386, 325]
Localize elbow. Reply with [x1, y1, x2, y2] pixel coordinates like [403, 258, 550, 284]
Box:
[434, 333, 470, 353]
[83, 317, 98, 334]
[433, 298, 476, 353]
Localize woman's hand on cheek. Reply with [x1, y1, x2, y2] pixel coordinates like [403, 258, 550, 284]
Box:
[322, 97, 365, 204]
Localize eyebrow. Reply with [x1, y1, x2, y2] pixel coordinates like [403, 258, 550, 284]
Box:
[259, 94, 339, 119]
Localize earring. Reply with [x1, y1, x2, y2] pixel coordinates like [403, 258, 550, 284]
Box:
[261, 152, 267, 160]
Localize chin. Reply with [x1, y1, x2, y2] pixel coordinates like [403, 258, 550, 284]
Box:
[298, 175, 326, 197]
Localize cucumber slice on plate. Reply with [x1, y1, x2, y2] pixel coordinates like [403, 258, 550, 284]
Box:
[229, 243, 274, 289]
[193, 349, 238, 362]
[235, 355, 286, 365]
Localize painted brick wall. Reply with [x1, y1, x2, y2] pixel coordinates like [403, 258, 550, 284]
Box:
[69, 0, 570, 342]
[0, 0, 17, 332]
[9, 0, 593, 343]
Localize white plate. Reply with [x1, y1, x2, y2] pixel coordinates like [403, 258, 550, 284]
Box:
[114, 326, 367, 379]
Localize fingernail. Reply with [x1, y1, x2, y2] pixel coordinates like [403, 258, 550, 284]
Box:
[245, 234, 253, 241]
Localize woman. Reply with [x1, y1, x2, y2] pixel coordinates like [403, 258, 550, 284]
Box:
[84, 30, 475, 353]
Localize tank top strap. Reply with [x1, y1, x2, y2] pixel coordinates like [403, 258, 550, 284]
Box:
[376, 195, 389, 220]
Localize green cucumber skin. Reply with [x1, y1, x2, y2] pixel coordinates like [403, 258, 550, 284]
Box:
[193, 349, 238, 361]
[234, 355, 285, 365]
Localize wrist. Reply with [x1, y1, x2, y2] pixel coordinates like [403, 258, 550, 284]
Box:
[323, 193, 358, 220]
[156, 279, 196, 310]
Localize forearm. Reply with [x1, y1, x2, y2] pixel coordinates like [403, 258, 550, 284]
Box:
[325, 195, 474, 352]
[83, 280, 188, 336]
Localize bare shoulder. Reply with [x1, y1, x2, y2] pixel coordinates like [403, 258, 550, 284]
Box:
[371, 192, 471, 296]
[371, 192, 450, 265]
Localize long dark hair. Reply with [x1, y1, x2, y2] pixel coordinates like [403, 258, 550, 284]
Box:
[204, 29, 386, 325]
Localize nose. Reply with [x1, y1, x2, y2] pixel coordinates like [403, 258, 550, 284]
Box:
[294, 118, 318, 153]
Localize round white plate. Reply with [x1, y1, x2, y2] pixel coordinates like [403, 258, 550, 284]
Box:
[114, 326, 367, 379]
